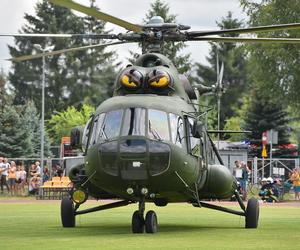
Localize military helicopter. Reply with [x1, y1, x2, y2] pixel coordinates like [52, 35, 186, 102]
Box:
[3, 0, 300, 234]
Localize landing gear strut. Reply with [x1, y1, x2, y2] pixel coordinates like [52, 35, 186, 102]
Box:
[132, 198, 158, 233]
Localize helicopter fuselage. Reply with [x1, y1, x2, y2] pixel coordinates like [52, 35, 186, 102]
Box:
[73, 94, 236, 204]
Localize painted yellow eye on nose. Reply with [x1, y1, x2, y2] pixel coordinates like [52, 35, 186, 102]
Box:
[148, 70, 172, 89]
[119, 69, 143, 90]
[149, 76, 169, 88]
[121, 75, 139, 88]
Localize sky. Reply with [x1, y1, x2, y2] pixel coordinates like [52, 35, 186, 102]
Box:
[0, 0, 247, 74]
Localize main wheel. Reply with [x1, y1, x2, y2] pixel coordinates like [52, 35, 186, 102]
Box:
[245, 197, 259, 228]
[145, 210, 158, 233]
[132, 210, 144, 233]
[61, 197, 75, 227]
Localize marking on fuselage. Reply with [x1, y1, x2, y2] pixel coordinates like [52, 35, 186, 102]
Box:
[132, 161, 142, 168]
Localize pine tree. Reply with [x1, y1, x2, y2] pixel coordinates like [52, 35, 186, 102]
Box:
[195, 12, 248, 131]
[0, 105, 25, 157]
[8, 0, 117, 118]
[21, 101, 51, 157]
[244, 89, 290, 145]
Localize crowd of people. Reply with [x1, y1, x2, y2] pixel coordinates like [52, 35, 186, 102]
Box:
[233, 160, 300, 203]
[0, 156, 64, 196]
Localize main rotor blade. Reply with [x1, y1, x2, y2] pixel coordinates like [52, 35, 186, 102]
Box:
[9, 41, 127, 62]
[49, 0, 142, 33]
[0, 33, 116, 39]
[188, 23, 300, 37]
[190, 36, 300, 44]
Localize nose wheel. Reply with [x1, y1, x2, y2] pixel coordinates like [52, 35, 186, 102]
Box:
[132, 199, 158, 233]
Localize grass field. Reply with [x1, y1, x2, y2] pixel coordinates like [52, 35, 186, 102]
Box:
[0, 198, 300, 250]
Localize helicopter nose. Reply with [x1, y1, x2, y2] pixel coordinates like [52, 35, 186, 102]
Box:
[98, 138, 170, 180]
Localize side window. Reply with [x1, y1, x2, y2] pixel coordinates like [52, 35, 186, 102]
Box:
[95, 113, 106, 142]
[148, 109, 170, 141]
[169, 113, 184, 148]
[82, 117, 92, 150]
[187, 117, 200, 157]
[102, 110, 123, 139]
[89, 114, 102, 146]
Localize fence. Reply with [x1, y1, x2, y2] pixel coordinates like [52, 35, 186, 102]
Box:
[248, 157, 299, 185]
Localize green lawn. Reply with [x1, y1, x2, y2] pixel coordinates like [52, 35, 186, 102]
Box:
[0, 199, 299, 250]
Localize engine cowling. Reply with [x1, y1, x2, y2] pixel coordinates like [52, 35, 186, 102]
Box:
[200, 164, 237, 199]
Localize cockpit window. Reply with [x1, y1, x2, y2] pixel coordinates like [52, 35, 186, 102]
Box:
[83, 117, 92, 149]
[187, 117, 200, 157]
[95, 113, 106, 141]
[89, 115, 100, 146]
[101, 110, 123, 140]
[169, 113, 184, 148]
[148, 109, 170, 141]
[122, 108, 146, 136]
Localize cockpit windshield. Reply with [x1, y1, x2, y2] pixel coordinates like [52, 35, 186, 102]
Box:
[148, 109, 170, 141]
[122, 108, 146, 136]
[87, 108, 184, 147]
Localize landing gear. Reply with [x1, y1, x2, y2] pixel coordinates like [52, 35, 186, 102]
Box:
[245, 197, 259, 228]
[61, 197, 75, 227]
[145, 210, 158, 233]
[132, 211, 145, 233]
[132, 199, 158, 234]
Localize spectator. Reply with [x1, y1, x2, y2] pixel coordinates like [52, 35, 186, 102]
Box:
[55, 164, 63, 177]
[289, 168, 300, 200]
[29, 163, 38, 177]
[233, 160, 242, 178]
[43, 166, 50, 182]
[0, 157, 10, 194]
[28, 176, 40, 195]
[259, 177, 279, 202]
[241, 161, 250, 200]
[35, 161, 41, 176]
[16, 165, 27, 196]
[8, 161, 17, 195]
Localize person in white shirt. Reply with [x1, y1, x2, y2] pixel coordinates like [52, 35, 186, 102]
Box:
[35, 161, 41, 176]
[0, 157, 10, 193]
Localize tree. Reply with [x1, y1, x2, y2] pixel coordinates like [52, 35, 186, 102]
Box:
[131, 0, 192, 73]
[195, 12, 248, 131]
[243, 89, 290, 145]
[47, 104, 95, 145]
[0, 69, 12, 112]
[240, 0, 300, 112]
[0, 99, 51, 158]
[21, 101, 51, 157]
[0, 105, 26, 158]
[8, 0, 117, 118]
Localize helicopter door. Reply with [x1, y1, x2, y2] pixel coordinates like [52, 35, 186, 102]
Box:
[186, 117, 202, 158]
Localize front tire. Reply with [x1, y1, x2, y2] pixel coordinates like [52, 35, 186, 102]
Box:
[61, 197, 75, 227]
[132, 210, 144, 233]
[245, 197, 259, 228]
[145, 210, 158, 233]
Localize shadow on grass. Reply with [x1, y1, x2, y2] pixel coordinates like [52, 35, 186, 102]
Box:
[43, 222, 243, 238]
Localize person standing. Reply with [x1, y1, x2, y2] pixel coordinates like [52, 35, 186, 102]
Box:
[0, 158, 10, 194]
[239, 161, 250, 201]
[8, 161, 17, 196]
[290, 168, 300, 200]
[16, 164, 27, 196]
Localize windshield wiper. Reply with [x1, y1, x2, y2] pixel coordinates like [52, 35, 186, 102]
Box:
[149, 121, 162, 141]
